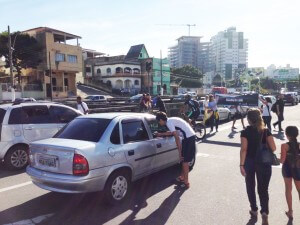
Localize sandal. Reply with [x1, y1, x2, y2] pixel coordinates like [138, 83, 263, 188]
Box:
[176, 176, 184, 182]
[285, 211, 293, 219]
[180, 182, 190, 189]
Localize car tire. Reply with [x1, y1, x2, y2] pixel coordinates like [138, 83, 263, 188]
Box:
[104, 169, 131, 205]
[4, 145, 29, 171]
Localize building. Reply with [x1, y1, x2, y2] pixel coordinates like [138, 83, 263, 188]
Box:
[210, 27, 248, 80]
[168, 36, 202, 69]
[22, 27, 83, 98]
[265, 64, 299, 81]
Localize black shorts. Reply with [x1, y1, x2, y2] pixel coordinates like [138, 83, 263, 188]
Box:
[182, 136, 196, 163]
[234, 112, 243, 120]
[282, 163, 300, 181]
[189, 110, 200, 120]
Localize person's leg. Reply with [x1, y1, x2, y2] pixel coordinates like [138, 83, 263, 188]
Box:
[262, 116, 267, 127]
[232, 117, 236, 128]
[284, 178, 293, 213]
[241, 117, 245, 129]
[210, 113, 215, 131]
[245, 159, 258, 212]
[256, 165, 272, 215]
[294, 180, 300, 201]
[215, 113, 219, 131]
[266, 117, 272, 131]
[182, 162, 189, 183]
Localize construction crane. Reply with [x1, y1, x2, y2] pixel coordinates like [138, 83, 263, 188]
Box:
[155, 24, 196, 36]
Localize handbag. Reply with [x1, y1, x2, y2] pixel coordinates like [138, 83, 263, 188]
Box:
[256, 129, 280, 166]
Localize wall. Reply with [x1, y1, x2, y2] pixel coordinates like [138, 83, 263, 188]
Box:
[94, 64, 141, 76]
[152, 58, 171, 95]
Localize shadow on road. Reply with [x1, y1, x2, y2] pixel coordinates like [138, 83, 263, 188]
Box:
[228, 130, 238, 139]
[202, 139, 241, 148]
[0, 165, 184, 225]
[0, 163, 25, 179]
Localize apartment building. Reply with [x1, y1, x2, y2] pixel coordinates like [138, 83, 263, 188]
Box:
[22, 27, 83, 98]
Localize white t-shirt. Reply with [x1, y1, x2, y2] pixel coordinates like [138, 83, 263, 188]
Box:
[262, 103, 272, 117]
[203, 100, 209, 108]
[77, 102, 89, 114]
[166, 117, 195, 139]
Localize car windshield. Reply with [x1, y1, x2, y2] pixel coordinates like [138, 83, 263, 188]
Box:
[54, 118, 111, 142]
[0, 108, 6, 124]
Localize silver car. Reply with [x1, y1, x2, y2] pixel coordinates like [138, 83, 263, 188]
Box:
[26, 113, 196, 204]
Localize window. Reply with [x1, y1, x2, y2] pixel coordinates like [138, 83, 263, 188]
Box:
[67, 55, 77, 63]
[134, 80, 139, 86]
[49, 106, 80, 123]
[146, 119, 168, 134]
[106, 68, 111, 74]
[64, 78, 69, 87]
[122, 120, 149, 144]
[110, 123, 120, 144]
[97, 68, 101, 74]
[86, 67, 91, 73]
[55, 53, 65, 62]
[8, 108, 23, 124]
[52, 78, 57, 86]
[0, 109, 6, 124]
[54, 118, 111, 142]
[21, 106, 52, 124]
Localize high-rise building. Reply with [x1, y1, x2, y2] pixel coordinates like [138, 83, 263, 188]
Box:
[168, 36, 202, 69]
[210, 27, 248, 80]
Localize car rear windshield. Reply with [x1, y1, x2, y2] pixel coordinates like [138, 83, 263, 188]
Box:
[0, 108, 6, 124]
[54, 118, 111, 142]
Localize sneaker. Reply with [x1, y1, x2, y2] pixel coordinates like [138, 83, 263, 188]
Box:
[232, 126, 237, 129]
[261, 213, 268, 225]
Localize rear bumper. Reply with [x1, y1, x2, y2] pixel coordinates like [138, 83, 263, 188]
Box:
[26, 166, 108, 193]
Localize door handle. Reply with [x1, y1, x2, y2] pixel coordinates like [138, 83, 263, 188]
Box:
[156, 143, 162, 148]
[24, 127, 33, 130]
[128, 150, 135, 156]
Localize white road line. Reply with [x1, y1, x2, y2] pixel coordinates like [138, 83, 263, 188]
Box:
[0, 181, 32, 193]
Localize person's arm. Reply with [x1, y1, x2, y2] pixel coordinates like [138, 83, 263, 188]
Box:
[260, 97, 267, 105]
[240, 137, 248, 177]
[266, 135, 276, 152]
[280, 144, 288, 164]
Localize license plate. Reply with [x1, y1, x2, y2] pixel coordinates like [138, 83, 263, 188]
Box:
[38, 156, 57, 168]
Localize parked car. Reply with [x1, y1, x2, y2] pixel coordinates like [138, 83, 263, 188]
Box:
[198, 101, 232, 122]
[285, 92, 299, 105]
[26, 113, 195, 204]
[0, 102, 82, 170]
[283, 93, 298, 105]
[84, 95, 108, 102]
[128, 94, 143, 103]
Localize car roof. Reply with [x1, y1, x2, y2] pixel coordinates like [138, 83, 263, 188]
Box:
[79, 112, 155, 120]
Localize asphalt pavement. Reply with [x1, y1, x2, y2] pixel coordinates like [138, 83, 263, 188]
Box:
[0, 105, 299, 225]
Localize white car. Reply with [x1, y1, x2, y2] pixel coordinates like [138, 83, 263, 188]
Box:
[85, 95, 108, 102]
[0, 102, 82, 170]
[198, 101, 232, 122]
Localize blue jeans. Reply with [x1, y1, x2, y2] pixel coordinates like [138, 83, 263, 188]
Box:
[244, 158, 272, 214]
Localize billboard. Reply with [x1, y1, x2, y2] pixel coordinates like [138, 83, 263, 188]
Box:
[217, 93, 259, 107]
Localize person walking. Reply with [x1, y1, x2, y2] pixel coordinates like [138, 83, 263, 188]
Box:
[77, 96, 89, 115]
[240, 108, 276, 224]
[139, 94, 147, 112]
[232, 104, 246, 130]
[155, 112, 196, 189]
[207, 95, 219, 132]
[280, 126, 300, 220]
[273, 94, 284, 132]
[261, 97, 273, 131]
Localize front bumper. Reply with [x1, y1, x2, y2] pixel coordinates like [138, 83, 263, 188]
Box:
[26, 166, 108, 193]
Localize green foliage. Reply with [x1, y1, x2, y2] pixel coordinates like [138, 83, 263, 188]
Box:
[171, 65, 203, 78]
[171, 65, 203, 88]
[0, 31, 43, 82]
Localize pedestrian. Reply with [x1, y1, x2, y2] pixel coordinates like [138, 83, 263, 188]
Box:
[273, 94, 284, 132]
[240, 108, 276, 224]
[261, 97, 272, 131]
[155, 111, 196, 189]
[155, 95, 167, 113]
[77, 96, 89, 115]
[145, 93, 152, 112]
[232, 103, 246, 130]
[203, 95, 209, 109]
[280, 126, 300, 220]
[139, 94, 147, 112]
[207, 95, 219, 132]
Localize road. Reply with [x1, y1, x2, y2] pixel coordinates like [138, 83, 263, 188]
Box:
[0, 105, 299, 225]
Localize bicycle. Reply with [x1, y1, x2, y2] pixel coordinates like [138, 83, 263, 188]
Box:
[181, 113, 206, 141]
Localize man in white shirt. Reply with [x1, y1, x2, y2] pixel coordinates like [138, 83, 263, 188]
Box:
[77, 96, 89, 115]
[155, 112, 196, 189]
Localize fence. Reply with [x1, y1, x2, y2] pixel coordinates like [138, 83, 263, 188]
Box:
[0, 83, 46, 101]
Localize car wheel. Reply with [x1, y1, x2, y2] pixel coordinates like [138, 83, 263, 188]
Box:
[292, 102, 295, 106]
[4, 145, 29, 171]
[104, 170, 131, 205]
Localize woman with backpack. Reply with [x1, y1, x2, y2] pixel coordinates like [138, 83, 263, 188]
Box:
[261, 97, 273, 131]
[240, 108, 276, 224]
[280, 126, 300, 219]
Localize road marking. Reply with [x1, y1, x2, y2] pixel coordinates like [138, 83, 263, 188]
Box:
[0, 181, 32, 193]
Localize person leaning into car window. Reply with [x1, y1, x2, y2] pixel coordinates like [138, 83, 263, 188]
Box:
[155, 112, 196, 189]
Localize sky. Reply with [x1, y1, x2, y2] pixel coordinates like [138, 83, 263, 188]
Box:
[0, 0, 299, 69]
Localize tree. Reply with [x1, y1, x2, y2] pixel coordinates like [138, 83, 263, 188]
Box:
[212, 74, 222, 86]
[0, 31, 42, 83]
[171, 65, 203, 88]
[260, 77, 278, 90]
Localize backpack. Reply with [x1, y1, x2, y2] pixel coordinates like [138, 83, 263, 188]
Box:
[271, 102, 277, 113]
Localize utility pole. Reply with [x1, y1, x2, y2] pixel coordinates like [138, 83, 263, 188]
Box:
[160, 50, 163, 96]
[49, 51, 53, 101]
[8, 26, 15, 102]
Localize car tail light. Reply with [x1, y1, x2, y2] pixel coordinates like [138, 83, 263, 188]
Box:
[73, 153, 89, 176]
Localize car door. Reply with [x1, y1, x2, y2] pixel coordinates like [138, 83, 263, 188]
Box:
[146, 119, 178, 170]
[49, 105, 81, 130]
[121, 118, 156, 178]
[22, 105, 59, 142]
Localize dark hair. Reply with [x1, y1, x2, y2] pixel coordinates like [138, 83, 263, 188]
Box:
[156, 111, 167, 121]
[265, 97, 272, 103]
[77, 96, 81, 100]
[247, 108, 264, 132]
